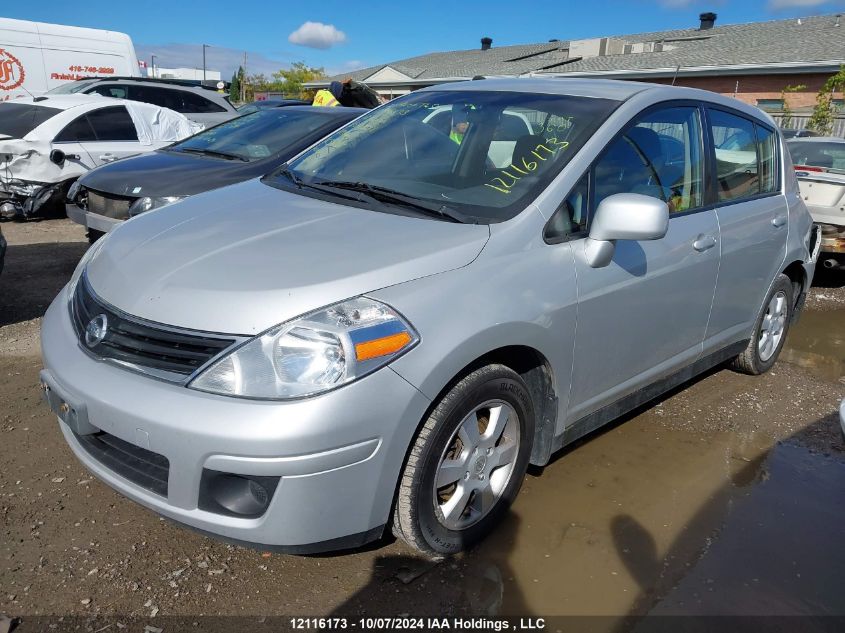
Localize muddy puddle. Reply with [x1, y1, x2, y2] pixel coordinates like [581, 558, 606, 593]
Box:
[781, 308, 845, 383]
[450, 422, 845, 621]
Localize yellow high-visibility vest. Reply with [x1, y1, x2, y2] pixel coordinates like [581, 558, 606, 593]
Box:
[313, 89, 340, 107]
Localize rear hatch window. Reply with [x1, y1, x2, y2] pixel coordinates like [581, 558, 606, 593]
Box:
[0, 103, 63, 139]
[789, 141, 845, 172]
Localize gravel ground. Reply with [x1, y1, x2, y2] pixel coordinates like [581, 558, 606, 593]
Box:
[0, 218, 843, 629]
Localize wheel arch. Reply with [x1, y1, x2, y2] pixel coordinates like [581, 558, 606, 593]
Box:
[781, 259, 810, 322]
[395, 334, 561, 473]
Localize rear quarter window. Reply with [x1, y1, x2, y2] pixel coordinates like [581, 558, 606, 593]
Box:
[128, 86, 182, 112]
[0, 103, 63, 138]
[180, 91, 227, 113]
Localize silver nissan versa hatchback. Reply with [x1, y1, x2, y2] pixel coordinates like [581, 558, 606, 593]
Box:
[41, 79, 820, 556]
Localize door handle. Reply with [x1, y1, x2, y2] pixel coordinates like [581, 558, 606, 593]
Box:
[99, 154, 117, 162]
[692, 234, 717, 252]
[772, 214, 787, 228]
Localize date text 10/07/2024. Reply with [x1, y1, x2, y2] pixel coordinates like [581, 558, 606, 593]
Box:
[290, 617, 547, 631]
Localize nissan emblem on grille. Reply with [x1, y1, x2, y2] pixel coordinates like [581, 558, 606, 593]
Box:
[85, 314, 109, 348]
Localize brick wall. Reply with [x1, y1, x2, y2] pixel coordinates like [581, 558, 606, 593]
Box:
[643, 73, 838, 109]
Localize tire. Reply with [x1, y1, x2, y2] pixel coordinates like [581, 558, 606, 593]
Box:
[87, 229, 104, 244]
[730, 274, 793, 375]
[393, 364, 535, 557]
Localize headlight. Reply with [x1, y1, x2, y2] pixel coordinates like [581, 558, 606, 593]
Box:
[67, 180, 82, 203]
[67, 234, 109, 303]
[189, 297, 419, 399]
[128, 196, 186, 217]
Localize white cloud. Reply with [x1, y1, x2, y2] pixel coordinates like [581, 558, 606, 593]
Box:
[288, 21, 347, 50]
[769, 0, 840, 8]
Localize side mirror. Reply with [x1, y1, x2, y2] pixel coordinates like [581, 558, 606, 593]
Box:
[584, 193, 669, 268]
[49, 149, 66, 166]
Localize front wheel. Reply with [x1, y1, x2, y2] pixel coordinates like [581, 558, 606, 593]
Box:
[730, 274, 793, 375]
[393, 364, 534, 556]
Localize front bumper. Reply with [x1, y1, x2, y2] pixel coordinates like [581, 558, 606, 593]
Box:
[66, 203, 123, 234]
[41, 290, 431, 551]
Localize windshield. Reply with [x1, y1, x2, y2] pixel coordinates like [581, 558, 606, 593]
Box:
[46, 80, 96, 95]
[171, 109, 335, 161]
[0, 103, 63, 138]
[788, 141, 845, 171]
[270, 90, 618, 222]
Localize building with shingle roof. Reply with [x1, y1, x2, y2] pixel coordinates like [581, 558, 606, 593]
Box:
[306, 12, 845, 114]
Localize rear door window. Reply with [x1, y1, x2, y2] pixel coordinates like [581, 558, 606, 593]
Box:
[85, 106, 138, 141]
[0, 103, 63, 138]
[55, 114, 98, 142]
[708, 110, 760, 202]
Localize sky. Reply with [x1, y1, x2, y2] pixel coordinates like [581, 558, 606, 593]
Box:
[6, 0, 845, 79]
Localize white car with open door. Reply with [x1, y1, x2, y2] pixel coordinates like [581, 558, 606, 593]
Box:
[0, 94, 201, 219]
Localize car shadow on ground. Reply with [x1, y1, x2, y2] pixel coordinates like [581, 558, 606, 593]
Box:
[328, 513, 530, 618]
[0, 241, 88, 327]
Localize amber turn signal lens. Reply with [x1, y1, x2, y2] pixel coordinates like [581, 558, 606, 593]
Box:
[355, 331, 412, 362]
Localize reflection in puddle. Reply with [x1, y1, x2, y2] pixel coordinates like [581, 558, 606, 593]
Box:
[458, 422, 845, 619]
[782, 309, 845, 382]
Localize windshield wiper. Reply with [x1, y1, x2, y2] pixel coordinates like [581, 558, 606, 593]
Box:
[177, 147, 248, 162]
[276, 169, 361, 202]
[315, 180, 471, 223]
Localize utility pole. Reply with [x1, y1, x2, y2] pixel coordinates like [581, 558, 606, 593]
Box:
[202, 44, 208, 82]
[151, 54, 156, 78]
[242, 51, 247, 103]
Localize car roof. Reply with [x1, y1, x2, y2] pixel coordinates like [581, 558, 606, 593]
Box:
[76, 76, 223, 93]
[786, 136, 845, 143]
[6, 94, 121, 111]
[424, 77, 652, 100]
[420, 77, 775, 126]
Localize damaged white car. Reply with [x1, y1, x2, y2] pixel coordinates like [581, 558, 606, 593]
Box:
[0, 95, 202, 219]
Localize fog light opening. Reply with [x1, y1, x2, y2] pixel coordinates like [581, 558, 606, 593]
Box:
[199, 471, 280, 518]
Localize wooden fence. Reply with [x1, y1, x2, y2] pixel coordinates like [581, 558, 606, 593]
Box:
[770, 114, 845, 137]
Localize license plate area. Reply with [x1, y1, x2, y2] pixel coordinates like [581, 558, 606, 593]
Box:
[39, 369, 98, 435]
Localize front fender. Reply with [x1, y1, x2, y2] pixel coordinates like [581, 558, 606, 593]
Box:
[371, 233, 578, 442]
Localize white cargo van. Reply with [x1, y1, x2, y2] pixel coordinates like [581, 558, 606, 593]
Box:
[0, 18, 139, 101]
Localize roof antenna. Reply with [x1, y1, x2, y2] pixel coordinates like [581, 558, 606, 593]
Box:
[671, 65, 681, 85]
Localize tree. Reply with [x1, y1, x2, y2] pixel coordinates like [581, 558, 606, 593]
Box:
[271, 62, 326, 99]
[243, 73, 270, 103]
[229, 67, 242, 103]
[808, 66, 845, 135]
[779, 83, 806, 130]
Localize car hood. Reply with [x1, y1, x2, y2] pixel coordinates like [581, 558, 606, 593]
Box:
[79, 149, 277, 198]
[86, 178, 490, 334]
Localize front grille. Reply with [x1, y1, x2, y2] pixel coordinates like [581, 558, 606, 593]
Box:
[86, 190, 135, 220]
[71, 275, 237, 380]
[75, 430, 169, 496]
